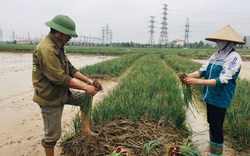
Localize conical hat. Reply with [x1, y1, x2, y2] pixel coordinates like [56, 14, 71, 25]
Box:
[205, 25, 245, 45]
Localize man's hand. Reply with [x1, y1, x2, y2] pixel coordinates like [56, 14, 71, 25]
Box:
[85, 85, 98, 96]
[86, 79, 93, 85]
[92, 80, 103, 91]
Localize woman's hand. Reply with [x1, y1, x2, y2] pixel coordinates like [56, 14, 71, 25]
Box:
[184, 77, 200, 85]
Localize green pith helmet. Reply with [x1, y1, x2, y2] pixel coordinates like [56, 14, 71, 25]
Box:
[45, 14, 78, 38]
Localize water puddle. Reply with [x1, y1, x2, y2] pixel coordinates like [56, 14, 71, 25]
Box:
[0, 52, 116, 101]
[187, 99, 238, 155]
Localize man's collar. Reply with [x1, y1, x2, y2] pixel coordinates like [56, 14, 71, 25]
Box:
[49, 33, 64, 49]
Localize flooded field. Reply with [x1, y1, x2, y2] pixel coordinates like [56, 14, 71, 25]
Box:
[0, 52, 116, 102]
[0, 52, 116, 156]
[187, 100, 237, 155]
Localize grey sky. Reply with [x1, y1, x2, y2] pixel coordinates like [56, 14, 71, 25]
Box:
[0, 0, 249, 43]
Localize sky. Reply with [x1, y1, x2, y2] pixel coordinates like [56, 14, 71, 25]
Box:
[0, 0, 250, 44]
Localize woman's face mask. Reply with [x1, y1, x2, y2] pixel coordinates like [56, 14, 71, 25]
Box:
[216, 40, 229, 50]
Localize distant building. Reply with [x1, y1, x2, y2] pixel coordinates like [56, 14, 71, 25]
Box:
[16, 38, 41, 44]
[171, 39, 185, 47]
[176, 39, 185, 46]
[16, 40, 33, 44]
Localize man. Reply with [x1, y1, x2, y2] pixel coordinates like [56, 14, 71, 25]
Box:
[32, 14, 99, 156]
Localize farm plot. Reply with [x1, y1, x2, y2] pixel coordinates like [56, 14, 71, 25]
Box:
[61, 54, 203, 156]
[61, 52, 250, 155]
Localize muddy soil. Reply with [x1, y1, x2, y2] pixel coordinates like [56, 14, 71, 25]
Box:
[61, 119, 187, 156]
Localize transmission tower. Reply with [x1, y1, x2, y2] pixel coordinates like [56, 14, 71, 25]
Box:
[101, 27, 105, 45]
[184, 17, 190, 48]
[0, 28, 2, 42]
[109, 29, 113, 45]
[105, 24, 109, 44]
[158, 4, 169, 47]
[28, 32, 30, 40]
[148, 16, 156, 46]
[12, 30, 15, 41]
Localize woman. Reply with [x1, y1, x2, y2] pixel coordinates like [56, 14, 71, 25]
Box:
[184, 25, 245, 155]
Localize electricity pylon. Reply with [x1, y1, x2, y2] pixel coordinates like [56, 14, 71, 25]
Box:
[158, 4, 169, 47]
[184, 17, 190, 48]
[148, 16, 156, 46]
